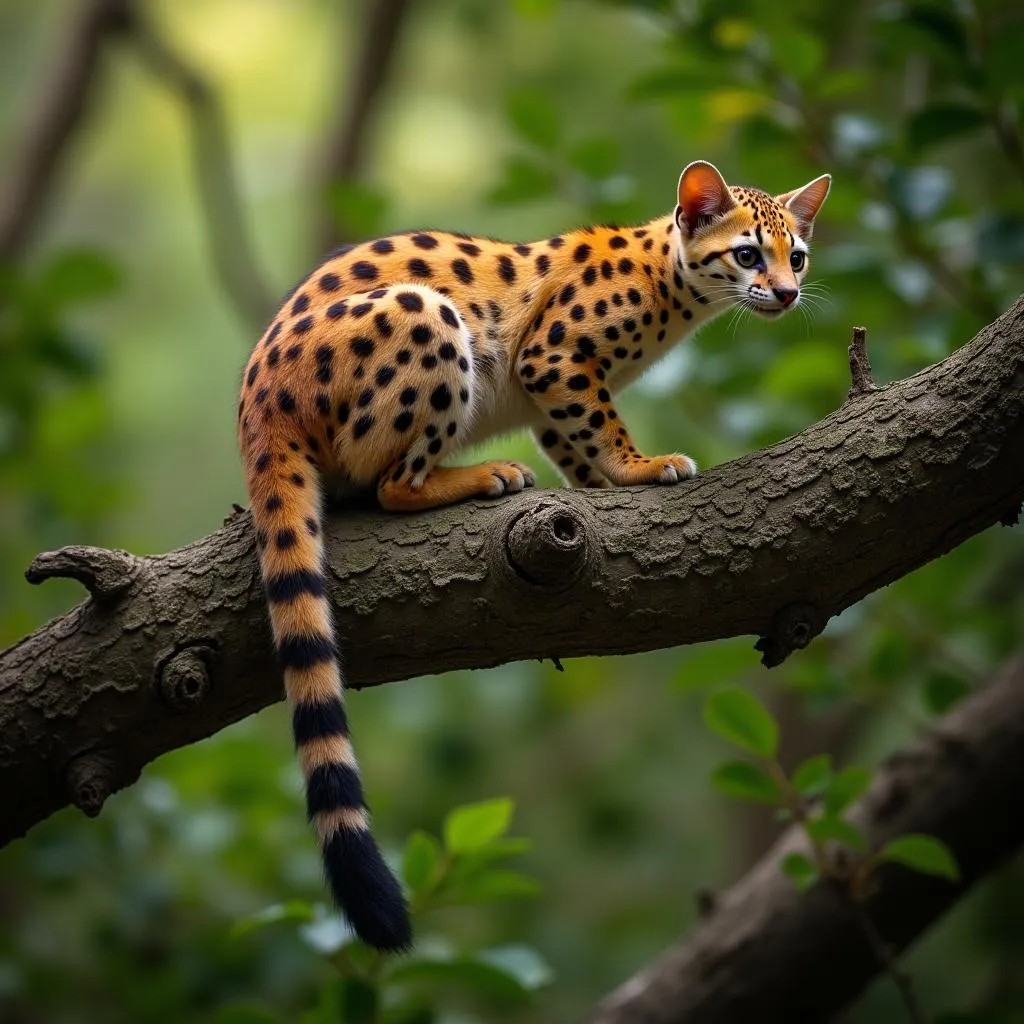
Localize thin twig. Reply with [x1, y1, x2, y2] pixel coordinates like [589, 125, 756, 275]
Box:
[126, 6, 275, 332]
[0, 0, 130, 263]
[313, 0, 412, 253]
[846, 326, 878, 401]
[853, 904, 932, 1024]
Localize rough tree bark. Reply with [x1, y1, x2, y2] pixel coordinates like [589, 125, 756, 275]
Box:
[2, 297, 1022, 848]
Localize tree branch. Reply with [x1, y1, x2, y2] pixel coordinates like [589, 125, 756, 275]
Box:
[0, 0, 129, 263]
[1, 296, 1022, 849]
[586, 651, 1024, 1023]
[313, 0, 412, 252]
[125, 5, 276, 332]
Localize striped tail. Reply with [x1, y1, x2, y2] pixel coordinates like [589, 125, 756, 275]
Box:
[246, 448, 411, 952]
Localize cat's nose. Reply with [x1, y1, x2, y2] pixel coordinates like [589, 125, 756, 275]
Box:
[773, 287, 798, 307]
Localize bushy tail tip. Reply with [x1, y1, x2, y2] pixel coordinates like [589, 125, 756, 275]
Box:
[323, 826, 412, 952]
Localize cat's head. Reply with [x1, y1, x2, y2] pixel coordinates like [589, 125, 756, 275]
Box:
[674, 161, 831, 317]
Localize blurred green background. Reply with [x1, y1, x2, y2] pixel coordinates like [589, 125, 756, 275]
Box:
[1, 0, 1023, 1021]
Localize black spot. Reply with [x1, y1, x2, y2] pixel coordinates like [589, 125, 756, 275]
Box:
[371, 238, 395, 254]
[576, 336, 597, 356]
[408, 258, 432, 277]
[327, 301, 348, 319]
[320, 272, 340, 291]
[278, 634, 337, 671]
[439, 341, 458, 360]
[459, 387, 469, 403]
[683, 309, 693, 320]
[397, 349, 412, 364]
[430, 383, 452, 410]
[451, 258, 473, 284]
[292, 293, 310, 315]
[559, 283, 576, 305]
[605, 325, 620, 341]
[400, 387, 418, 406]
[609, 236, 627, 249]
[275, 527, 297, 550]
[267, 347, 281, 368]
[422, 354, 438, 369]
[570, 304, 585, 321]
[660, 309, 669, 325]
[351, 302, 372, 318]
[316, 392, 331, 415]
[642, 311, 653, 326]
[627, 288, 642, 306]
[589, 410, 605, 428]
[618, 258, 634, 274]
[286, 344, 302, 361]
[393, 410, 414, 432]
[440, 305, 459, 328]
[548, 321, 566, 345]
[459, 242, 481, 257]
[614, 346, 628, 359]
[566, 402, 586, 417]
[567, 374, 589, 391]
[549, 236, 565, 248]
[428, 438, 443, 455]
[447, 421, 457, 436]
[458, 355, 470, 371]
[535, 253, 551, 276]
[278, 389, 296, 413]
[351, 261, 379, 280]
[337, 401, 350, 424]
[597, 388, 610, 401]
[256, 387, 269, 404]
[575, 465, 591, 482]
[376, 365, 396, 387]
[397, 291, 424, 312]
[246, 363, 259, 387]
[374, 312, 393, 337]
[411, 233, 438, 249]
[540, 429, 559, 449]
[357, 387, 374, 408]
[659, 280, 670, 299]
[497, 255, 516, 284]
[353, 414, 375, 439]
[351, 337, 375, 357]
[411, 324, 433, 345]
[601, 260, 614, 279]
[264, 322, 282, 346]
[574, 243, 591, 263]
[514, 244, 532, 257]
[291, 472, 305, 486]
[595, 299, 608, 317]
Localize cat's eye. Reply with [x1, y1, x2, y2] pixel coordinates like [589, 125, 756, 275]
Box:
[733, 245, 761, 268]
[790, 251, 807, 272]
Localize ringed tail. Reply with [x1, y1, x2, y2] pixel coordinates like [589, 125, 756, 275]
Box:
[245, 440, 411, 952]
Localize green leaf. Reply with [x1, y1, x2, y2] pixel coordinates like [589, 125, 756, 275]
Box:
[477, 945, 553, 990]
[39, 249, 121, 307]
[805, 815, 866, 851]
[881, 834, 960, 882]
[443, 798, 514, 853]
[513, 0, 557, 16]
[710, 761, 781, 804]
[387, 955, 531, 1003]
[566, 137, 620, 181]
[825, 766, 872, 816]
[506, 88, 561, 150]
[403, 830, 440, 894]
[923, 673, 971, 715]
[907, 104, 986, 153]
[792, 754, 832, 798]
[338, 977, 378, 1024]
[781, 852, 819, 892]
[230, 899, 316, 939]
[488, 157, 558, 205]
[703, 688, 779, 757]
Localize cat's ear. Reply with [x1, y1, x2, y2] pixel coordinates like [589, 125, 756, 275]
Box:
[676, 161, 737, 236]
[775, 174, 831, 240]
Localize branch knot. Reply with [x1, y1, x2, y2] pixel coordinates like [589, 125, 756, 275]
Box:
[158, 646, 214, 710]
[755, 602, 827, 668]
[504, 499, 591, 588]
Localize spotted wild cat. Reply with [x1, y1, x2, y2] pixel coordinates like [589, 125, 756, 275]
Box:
[237, 160, 831, 951]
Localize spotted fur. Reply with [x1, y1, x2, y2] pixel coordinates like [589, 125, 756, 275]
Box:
[238, 161, 830, 951]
